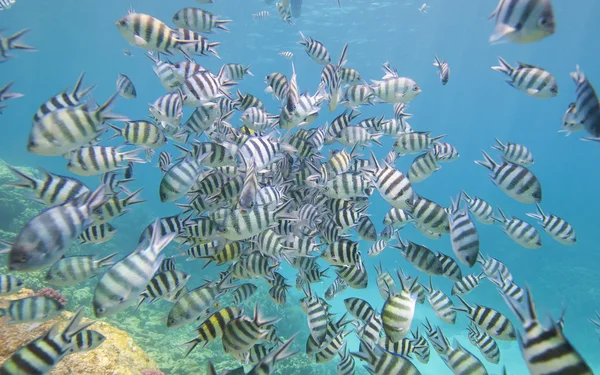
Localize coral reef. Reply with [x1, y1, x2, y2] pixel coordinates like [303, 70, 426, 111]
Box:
[35, 287, 67, 305]
[0, 289, 162, 375]
[142, 370, 165, 375]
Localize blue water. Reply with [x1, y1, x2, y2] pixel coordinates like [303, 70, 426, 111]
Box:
[3, 0, 600, 374]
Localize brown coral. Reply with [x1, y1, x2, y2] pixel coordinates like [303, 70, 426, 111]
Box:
[35, 287, 67, 306]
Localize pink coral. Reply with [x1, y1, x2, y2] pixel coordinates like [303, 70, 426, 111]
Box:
[35, 287, 67, 306]
[141, 370, 164, 375]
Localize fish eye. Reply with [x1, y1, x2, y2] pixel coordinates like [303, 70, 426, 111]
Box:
[97, 307, 105, 313]
[19, 256, 27, 263]
[538, 17, 548, 26]
[160, 193, 168, 200]
[413, 86, 419, 91]
[169, 318, 176, 324]
[119, 19, 127, 26]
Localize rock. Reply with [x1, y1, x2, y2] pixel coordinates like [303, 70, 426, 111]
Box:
[0, 289, 162, 375]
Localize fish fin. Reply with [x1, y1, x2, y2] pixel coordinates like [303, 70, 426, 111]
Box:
[489, 24, 516, 44]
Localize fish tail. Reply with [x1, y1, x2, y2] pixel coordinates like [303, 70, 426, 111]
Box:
[96, 252, 118, 269]
[208, 42, 221, 59]
[491, 56, 513, 76]
[123, 188, 147, 207]
[6, 165, 37, 190]
[95, 92, 130, 123]
[7, 29, 36, 51]
[474, 150, 497, 171]
[216, 19, 231, 32]
[63, 307, 94, 339]
[121, 148, 147, 164]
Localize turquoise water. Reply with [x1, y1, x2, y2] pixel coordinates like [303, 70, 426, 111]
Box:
[2, 0, 600, 374]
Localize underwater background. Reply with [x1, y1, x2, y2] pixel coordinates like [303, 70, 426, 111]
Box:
[2, 0, 600, 374]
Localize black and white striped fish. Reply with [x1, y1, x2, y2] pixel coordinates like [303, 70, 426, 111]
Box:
[488, 0, 555, 44]
[147, 52, 181, 91]
[253, 10, 271, 19]
[448, 193, 480, 267]
[393, 234, 443, 275]
[0, 81, 23, 113]
[461, 191, 495, 224]
[116, 73, 137, 99]
[172, 8, 231, 33]
[28, 92, 125, 156]
[7, 165, 90, 206]
[468, 322, 500, 364]
[433, 142, 460, 162]
[79, 223, 118, 245]
[433, 55, 450, 85]
[158, 151, 172, 173]
[441, 339, 489, 375]
[494, 208, 542, 248]
[492, 138, 534, 166]
[352, 337, 421, 375]
[492, 57, 557, 98]
[150, 91, 184, 127]
[502, 287, 593, 375]
[454, 296, 517, 341]
[93, 219, 176, 317]
[247, 334, 298, 375]
[475, 150, 542, 203]
[0, 275, 23, 296]
[0, 307, 92, 375]
[570, 65, 600, 138]
[2, 185, 107, 271]
[393, 131, 445, 156]
[382, 272, 418, 343]
[452, 272, 486, 296]
[297, 32, 330, 65]
[424, 278, 456, 324]
[0, 295, 64, 324]
[411, 195, 450, 234]
[177, 28, 221, 58]
[365, 151, 415, 211]
[527, 204, 576, 245]
[436, 253, 463, 282]
[371, 62, 421, 104]
[407, 149, 440, 183]
[279, 51, 294, 60]
[67, 146, 145, 177]
[70, 330, 106, 354]
[223, 306, 280, 358]
[0, 0, 16, 10]
[184, 306, 244, 357]
[137, 269, 190, 308]
[220, 63, 253, 81]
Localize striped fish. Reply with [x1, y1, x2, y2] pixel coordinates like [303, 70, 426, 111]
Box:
[136, 269, 190, 308]
[375, 263, 397, 299]
[116, 12, 193, 56]
[392, 234, 443, 275]
[66, 146, 145, 176]
[1, 185, 106, 271]
[490, 273, 524, 303]
[275, 2, 294, 25]
[0, 295, 64, 324]
[433, 55, 450, 85]
[526, 204, 576, 245]
[365, 151, 415, 211]
[167, 276, 232, 328]
[340, 67, 362, 85]
[0, 275, 23, 296]
[0, 0, 16, 11]
[253, 10, 271, 19]
[180, 71, 233, 107]
[502, 287, 592, 375]
[220, 63, 253, 81]
[0, 81, 23, 113]
[46, 253, 117, 286]
[0, 307, 92, 375]
[423, 319, 451, 356]
[492, 57, 557, 98]
[302, 287, 328, 343]
[222, 306, 280, 358]
[489, 0, 555, 44]
[28, 93, 125, 156]
[477, 254, 513, 282]
[437, 253, 463, 282]
[454, 296, 516, 341]
[378, 336, 421, 358]
[342, 84, 374, 108]
[70, 330, 106, 353]
[433, 142, 460, 162]
[371, 62, 421, 104]
[172, 8, 231, 33]
[176, 28, 220, 58]
[337, 346, 356, 375]
[570, 65, 600, 138]
[247, 334, 298, 375]
[93, 219, 176, 317]
[159, 256, 176, 273]
[184, 306, 244, 356]
[441, 339, 489, 375]
[382, 272, 418, 342]
[116, 73, 137, 99]
[448, 193, 480, 268]
[265, 72, 289, 102]
[352, 337, 421, 375]
[336, 260, 368, 289]
[452, 273, 486, 296]
[147, 52, 181, 91]
[461, 191, 495, 224]
[0, 28, 36, 62]
[411, 328, 430, 364]
[298, 32, 331, 65]
[324, 277, 348, 301]
[315, 330, 349, 364]
[212, 202, 291, 241]
[393, 132, 445, 156]
[279, 51, 294, 60]
[149, 91, 183, 127]
[468, 322, 500, 364]
[407, 149, 440, 183]
[475, 150, 542, 203]
[110, 121, 167, 149]
[411, 195, 450, 234]
[6, 166, 90, 206]
[494, 208, 542, 248]
[344, 297, 374, 323]
[159, 154, 205, 202]
[492, 138, 534, 166]
[92, 188, 146, 224]
[359, 313, 383, 349]
[424, 278, 456, 324]
[33, 72, 95, 122]
[383, 207, 413, 228]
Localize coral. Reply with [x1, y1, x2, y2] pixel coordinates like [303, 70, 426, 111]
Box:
[0, 289, 162, 375]
[35, 287, 67, 306]
[142, 370, 165, 375]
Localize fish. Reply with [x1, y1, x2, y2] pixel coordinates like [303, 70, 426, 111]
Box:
[116, 73, 137, 99]
[491, 57, 557, 98]
[433, 55, 450, 85]
[526, 204, 576, 245]
[93, 219, 176, 317]
[67, 146, 146, 176]
[392, 234, 443, 275]
[253, 11, 271, 19]
[452, 273, 486, 296]
[370, 62, 421, 103]
[136, 269, 190, 308]
[488, 0, 555, 44]
[351, 337, 421, 375]
[461, 191, 495, 224]
[0, 275, 23, 296]
[298, 32, 330, 65]
[0, 0, 16, 10]
[176, 29, 221, 58]
[448, 193, 480, 267]
[502, 287, 593, 374]
[424, 278, 456, 324]
[279, 51, 294, 60]
[172, 8, 231, 33]
[0, 81, 23, 114]
[247, 334, 298, 375]
[381, 271, 418, 342]
[441, 339, 489, 375]
[570, 65, 600, 138]
[475, 150, 542, 203]
[46, 253, 117, 286]
[0, 307, 93, 374]
[183, 306, 244, 356]
[494, 208, 542, 248]
[468, 322, 500, 364]
[1, 185, 107, 271]
[70, 330, 106, 353]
